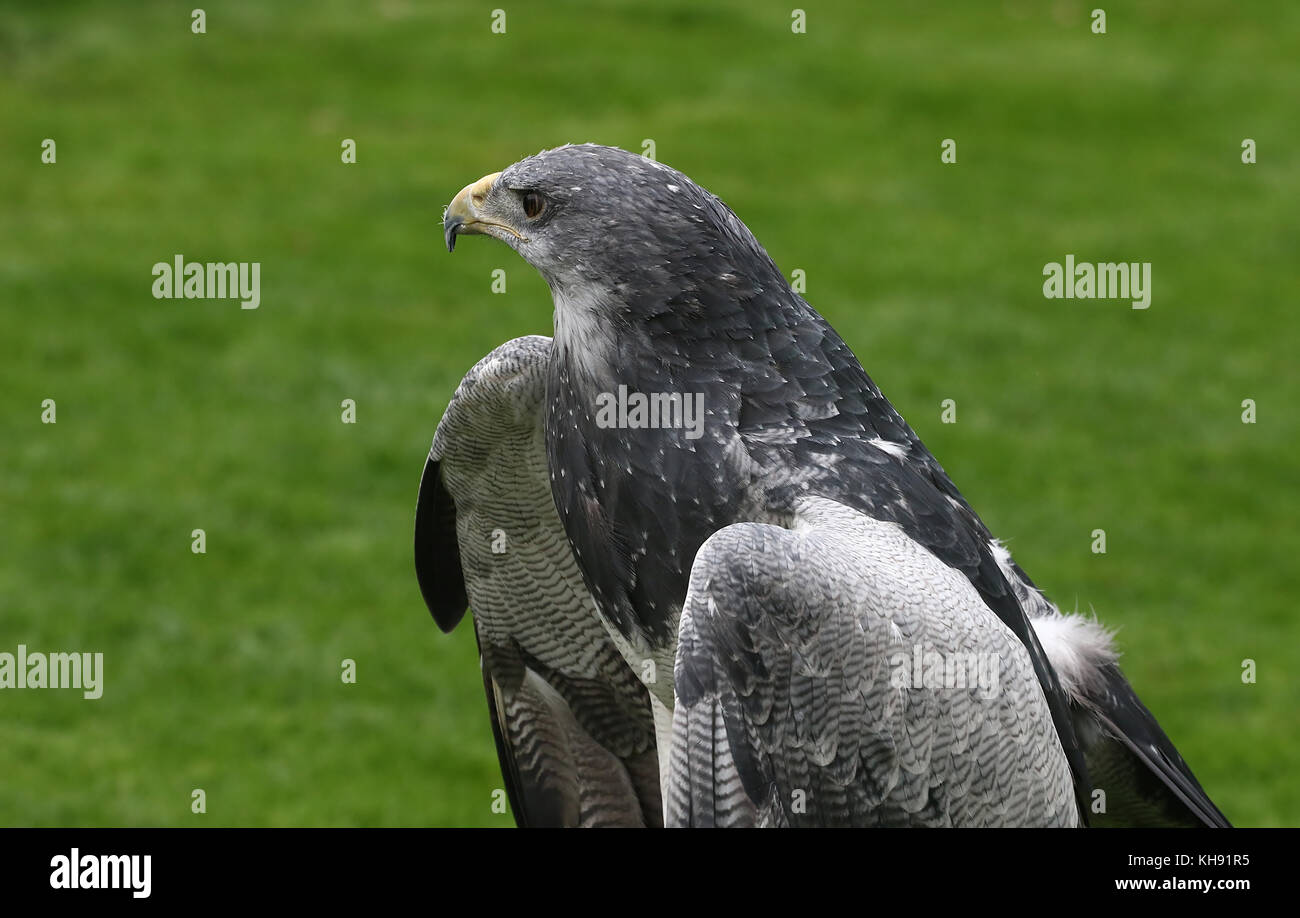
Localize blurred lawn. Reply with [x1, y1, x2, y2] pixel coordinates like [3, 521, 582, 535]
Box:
[0, 0, 1295, 826]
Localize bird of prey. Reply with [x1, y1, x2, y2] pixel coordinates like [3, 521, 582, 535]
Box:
[421, 143, 1229, 827]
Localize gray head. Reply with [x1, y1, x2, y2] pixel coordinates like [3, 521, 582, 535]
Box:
[443, 144, 786, 305]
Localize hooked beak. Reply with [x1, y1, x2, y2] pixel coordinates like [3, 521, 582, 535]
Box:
[443, 171, 527, 252]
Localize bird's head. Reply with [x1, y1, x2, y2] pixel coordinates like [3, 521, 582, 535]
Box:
[443, 144, 783, 303]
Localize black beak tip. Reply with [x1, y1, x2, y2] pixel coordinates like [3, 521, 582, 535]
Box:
[444, 218, 461, 253]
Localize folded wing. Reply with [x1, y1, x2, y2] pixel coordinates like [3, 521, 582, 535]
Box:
[668, 497, 1079, 827]
[415, 336, 661, 827]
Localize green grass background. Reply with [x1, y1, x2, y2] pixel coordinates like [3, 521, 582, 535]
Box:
[1, 0, 1295, 826]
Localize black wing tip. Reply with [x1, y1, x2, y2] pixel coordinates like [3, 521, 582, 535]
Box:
[414, 455, 469, 632]
[1095, 666, 1234, 828]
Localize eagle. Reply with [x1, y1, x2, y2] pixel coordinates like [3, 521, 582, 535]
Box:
[417, 143, 1229, 828]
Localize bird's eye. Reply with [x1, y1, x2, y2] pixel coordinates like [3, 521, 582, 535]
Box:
[521, 191, 546, 220]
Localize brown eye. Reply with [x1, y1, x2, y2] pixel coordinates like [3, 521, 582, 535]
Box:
[521, 191, 546, 219]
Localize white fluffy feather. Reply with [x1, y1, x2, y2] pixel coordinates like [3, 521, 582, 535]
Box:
[1031, 613, 1118, 700]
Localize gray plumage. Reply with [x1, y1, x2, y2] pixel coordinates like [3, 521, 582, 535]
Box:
[416, 336, 660, 826]
[669, 498, 1077, 827]
[428, 143, 1230, 828]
